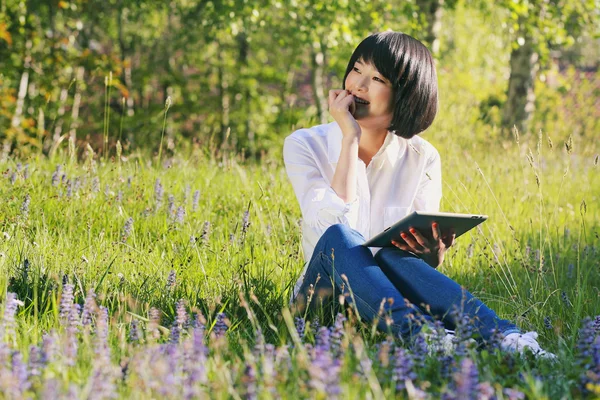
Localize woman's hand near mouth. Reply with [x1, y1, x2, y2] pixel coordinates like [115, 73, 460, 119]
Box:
[328, 89, 361, 141]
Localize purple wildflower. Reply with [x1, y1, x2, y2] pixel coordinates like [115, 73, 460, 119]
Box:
[28, 345, 44, 378]
[10, 171, 16, 184]
[148, 307, 162, 341]
[171, 299, 189, 343]
[166, 270, 176, 289]
[201, 221, 210, 244]
[253, 327, 265, 355]
[544, 316, 553, 330]
[593, 315, 600, 333]
[94, 306, 110, 358]
[242, 362, 258, 400]
[41, 332, 58, 364]
[51, 165, 62, 186]
[376, 337, 395, 369]
[561, 291, 572, 308]
[66, 179, 74, 197]
[184, 184, 191, 203]
[192, 190, 200, 212]
[167, 194, 175, 218]
[503, 388, 526, 400]
[485, 328, 504, 352]
[308, 339, 342, 398]
[23, 164, 29, 180]
[410, 332, 428, 369]
[63, 305, 81, 366]
[392, 347, 417, 391]
[439, 354, 456, 380]
[21, 194, 30, 219]
[59, 284, 75, 321]
[240, 210, 251, 242]
[2, 293, 24, 341]
[11, 351, 30, 395]
[213, 313, 228, 338]
[580, 336, 600, 396]
[130, 320, 140, 343]
[154, 179, 164, 207]
[117, 190, 123, 202]
[176, 206, 185, 225]
[568, 263, 575, 279]
[182, 326, 209, 399]
[312, 317, 321, 334]
[92, 176, 100, 193]
[81, 289, 97, 327]
[88, 306, 119, 400]
[262, 344, 277, 395]
[295, 317, 306, 340]
[330, 313, 346, 358]
[42, 379, 61, 398]
[443, 358, 495, 400]
[316, 326, 331, 352]
[577, 317, 599, 364]
[121, 217, 134, 242]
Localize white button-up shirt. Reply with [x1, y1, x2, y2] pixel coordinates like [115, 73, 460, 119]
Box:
[283, 121, 442, 301]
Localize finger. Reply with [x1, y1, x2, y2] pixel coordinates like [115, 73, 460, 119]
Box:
[446, 233, 456, 248]
[331, 91, 350, 110]
[442, 232, 456, 248]
[342, 94, 356, 114]
[328, 89, 345, 105]
[432, 222, 441, 241]
[391, 240, 411, 252]
[408, 227, 429, 248]
[400, 231, 423, 252]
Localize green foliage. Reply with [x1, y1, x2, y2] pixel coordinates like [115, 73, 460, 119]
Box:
[1, 0, 597, 157]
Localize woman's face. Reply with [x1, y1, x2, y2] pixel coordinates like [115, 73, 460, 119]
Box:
[344, 58, 394, 130]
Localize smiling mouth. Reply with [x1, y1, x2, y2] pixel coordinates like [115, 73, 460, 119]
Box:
[353, 95, 370, 105]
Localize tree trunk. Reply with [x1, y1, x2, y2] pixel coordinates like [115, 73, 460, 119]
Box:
[118, 1, 134, 117]
[68, 66, 85, 144]
[237, 31, 254, 156]
[502, 34, 539, 134]
[218, 48, 231, 147]
[417, 0, 443, 56]
[310, 41, 328, 125]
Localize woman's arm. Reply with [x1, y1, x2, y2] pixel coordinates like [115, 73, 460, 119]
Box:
[283, 136, 360, 232]
[328, 89, 362, 203]
[331, 136, 359, 203]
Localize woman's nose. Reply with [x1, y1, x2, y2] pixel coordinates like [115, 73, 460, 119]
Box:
[354, 77, 369, 92]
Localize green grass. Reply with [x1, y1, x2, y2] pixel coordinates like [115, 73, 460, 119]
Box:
[0, 126, 599, 398]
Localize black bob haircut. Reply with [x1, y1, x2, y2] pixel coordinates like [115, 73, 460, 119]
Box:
[342, 31, 438, 139]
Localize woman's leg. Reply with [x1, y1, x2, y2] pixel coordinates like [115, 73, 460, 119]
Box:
[294, 224, 433, 339]
[374, 247, 520, 341]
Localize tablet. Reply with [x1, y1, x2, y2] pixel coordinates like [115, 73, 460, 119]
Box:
[362, 211, 488, 248]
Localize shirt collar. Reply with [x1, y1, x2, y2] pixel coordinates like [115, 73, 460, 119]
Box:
[326, 122, 406, 167]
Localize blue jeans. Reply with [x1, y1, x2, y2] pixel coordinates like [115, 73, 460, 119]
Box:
[295, 224, 519, 340]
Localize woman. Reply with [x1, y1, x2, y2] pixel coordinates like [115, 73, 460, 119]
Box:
[284, 31, 554, 358]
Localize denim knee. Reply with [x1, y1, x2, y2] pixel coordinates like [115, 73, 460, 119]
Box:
[322, 223, 365, 242]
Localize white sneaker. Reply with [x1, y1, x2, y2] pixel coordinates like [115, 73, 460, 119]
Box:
[500, 331, 557, 360]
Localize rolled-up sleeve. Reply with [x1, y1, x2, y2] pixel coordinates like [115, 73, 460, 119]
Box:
[412, 147, 442, 212]
[283, 136, 359, 232]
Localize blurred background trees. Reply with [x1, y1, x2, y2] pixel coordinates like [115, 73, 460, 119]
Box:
[0, 0, 598, 159]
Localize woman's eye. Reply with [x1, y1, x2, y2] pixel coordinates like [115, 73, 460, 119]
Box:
[374, 77, 384, 83]
[353, 67, 360, 73]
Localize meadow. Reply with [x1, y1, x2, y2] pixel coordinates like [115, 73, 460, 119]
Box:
[0, 109, 599, 399]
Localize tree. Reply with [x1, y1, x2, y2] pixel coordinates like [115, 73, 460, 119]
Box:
[496, 0, 599, 134]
